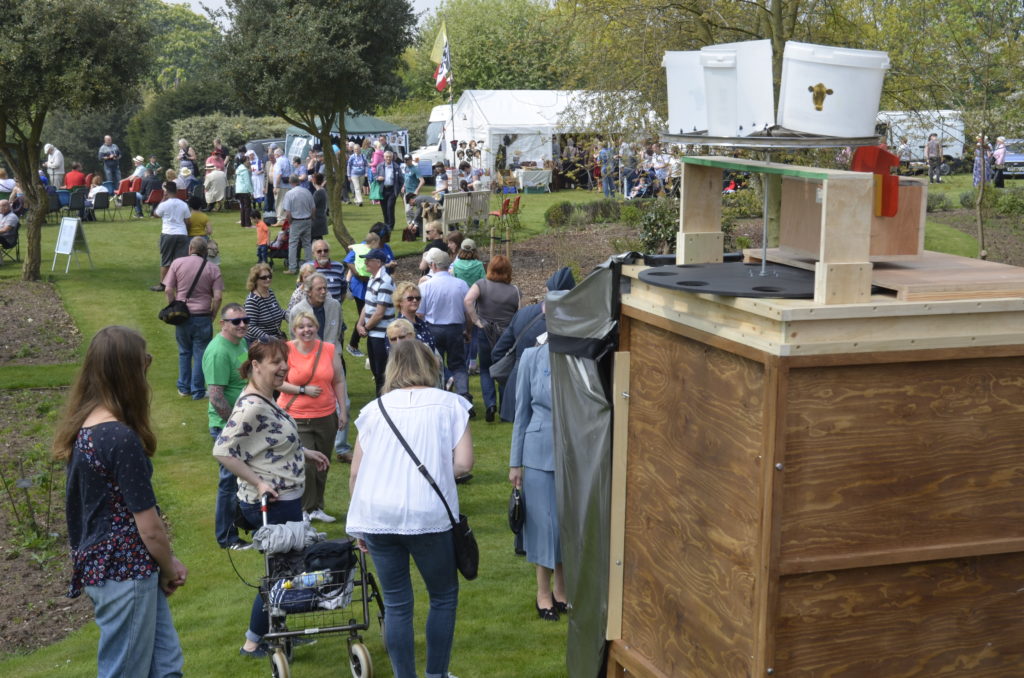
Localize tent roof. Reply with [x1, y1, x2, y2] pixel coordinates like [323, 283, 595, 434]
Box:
[455, 90, 584, 132]
[286, 112, 404, 136]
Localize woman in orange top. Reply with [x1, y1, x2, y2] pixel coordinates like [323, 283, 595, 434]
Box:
[277, 311, 348, 523]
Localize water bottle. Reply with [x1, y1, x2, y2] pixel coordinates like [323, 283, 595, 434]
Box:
[282, 570, 329, 589]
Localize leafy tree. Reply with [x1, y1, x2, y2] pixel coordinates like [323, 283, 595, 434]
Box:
[404, 0, 579, 101]
[218, 0, 417, 246]
[0, 0, 152, 281]
[140, 0, 223, 92]
[127, 78, 264, 171]
[41, 101, 141, 177]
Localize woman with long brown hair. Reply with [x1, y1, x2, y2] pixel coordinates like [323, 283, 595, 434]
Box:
[55, 326, 187, 677]
[464, 254, 521, 422]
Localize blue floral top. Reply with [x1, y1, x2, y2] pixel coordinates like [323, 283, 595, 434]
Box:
[65, 423, 158, 598]
[212, 393, 306, 504]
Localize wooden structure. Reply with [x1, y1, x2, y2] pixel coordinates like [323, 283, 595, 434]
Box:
[606, 157, 1024, 677]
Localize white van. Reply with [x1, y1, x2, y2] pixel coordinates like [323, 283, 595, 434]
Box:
[877, 110, 966, 175]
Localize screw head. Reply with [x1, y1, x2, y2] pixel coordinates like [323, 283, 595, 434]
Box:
[774, 463, 784, 471]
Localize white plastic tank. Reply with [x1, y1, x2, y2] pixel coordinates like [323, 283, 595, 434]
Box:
[662, 51, 707, 134]
[778, 41, 890, 137]
[701, 49, 738, 137]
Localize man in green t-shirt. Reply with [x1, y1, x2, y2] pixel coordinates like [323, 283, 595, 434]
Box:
[201, 303, 250, 550]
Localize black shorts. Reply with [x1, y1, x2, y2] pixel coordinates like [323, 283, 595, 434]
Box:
[159, 234, 189, 266]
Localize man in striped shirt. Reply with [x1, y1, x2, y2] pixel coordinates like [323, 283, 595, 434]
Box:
[355, 249, 395, 395]
[309, 239, 348, 303]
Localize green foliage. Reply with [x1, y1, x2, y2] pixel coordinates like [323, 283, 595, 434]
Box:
[577, 198, 621, 223]
[170, 114, 288, 165]
[544, 201, 575, 228]
[960, 188, 997, 210]
[620, 203, 642, 227]
[139, 0, 222, 92]
[722, 189, 762, 219]
[638, 198, 680, 254]
[926, 191, 953, 212]
[994, 188, 1024, 217]
[406, 0, 578, 101]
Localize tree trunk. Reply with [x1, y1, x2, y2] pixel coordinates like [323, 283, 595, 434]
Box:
[0, 143, 44, 281]
[322, 121, 353, 248]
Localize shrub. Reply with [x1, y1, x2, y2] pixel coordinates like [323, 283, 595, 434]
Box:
[638, 198, 680, 254]
[926, 192, 953, 212]
[960, 188, 997, 209]
[722, 188, 762, 218]
[170, 113, 288, 163]
[544, 201, 574, 228]
[620, 203, 642, 227]
[995, 188, 1024, 216]
[959, 191, 974, 208]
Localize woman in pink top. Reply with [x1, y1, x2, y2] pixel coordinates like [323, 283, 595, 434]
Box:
[277, 311, 348, 522]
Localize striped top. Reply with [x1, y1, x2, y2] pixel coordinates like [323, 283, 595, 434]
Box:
[364, 270, 395, 339]
[309, 260, 348, 302]
[245, 290, 286, 343]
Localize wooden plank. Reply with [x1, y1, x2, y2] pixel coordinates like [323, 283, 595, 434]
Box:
[772, 554, 1024, 676]
[683, 155, 833, 180]
[779, 536, 1024, 575]
[819, 173, 873, 263]
[779, 357, 1024, 565]
[680, 163, 722, 234]
[676, 231, 724, 265]
[869, 180, 925, 256]
[622, 320, 766, 677]
[606, 351, 631, 641]
[607, 640, 670, 678]
[779, 176, 823, 257]
[813, 261, 873, 305]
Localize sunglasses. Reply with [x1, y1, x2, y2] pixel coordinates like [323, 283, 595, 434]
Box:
[223, 316, 250, 325]
[314, 249, 329, 254]
[405, 295, 421, 301]
[257, 275, 273, 281]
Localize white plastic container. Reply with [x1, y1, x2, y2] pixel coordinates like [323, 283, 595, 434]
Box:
[778, 41, 890, 137]
[700, 40, 776, 138]
[662, 51, 706, 134]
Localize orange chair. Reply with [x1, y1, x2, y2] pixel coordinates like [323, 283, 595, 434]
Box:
[129, 176, 143, 193]
[83, 173, 94, 189]
[114, 178, 132, 195]
[176, 188, 188, 201]
[488, 198, 510, 259]
[143, 189, 164, 215]
[507, 195, 522, 229]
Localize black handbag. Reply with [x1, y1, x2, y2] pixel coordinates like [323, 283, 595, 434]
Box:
[508, 486, 525, 534]
[158, 257, 207, 325]
[377, 399, 479, 580]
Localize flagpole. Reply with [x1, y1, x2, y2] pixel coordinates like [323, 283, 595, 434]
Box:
[446, 14, 456, 170]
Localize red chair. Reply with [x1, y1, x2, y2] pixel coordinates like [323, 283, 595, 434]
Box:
[83, 173, 94, 189]
[129, 177, 142, 193]
[488, 198, 510, 259]
[176, 188, 188, 201]
[507, 195, 522, 229]
[114, 178, 132, 195]
[143, 189, 164, 215]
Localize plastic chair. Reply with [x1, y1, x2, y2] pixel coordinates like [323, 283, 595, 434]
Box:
[507, 195, 522, 229]
[176, 188, 188, 201]
[115, 178, 132, 195]
[0, 226, 19, 265]
[91, 192, 112, 220]
[65, 190, 86, 218]
[57, 189, 70, 207]
[46, 192, 62, 223]
[129, 177, 143, 193]
[487, 198, 510, 259]
[144, 189, 164, 215]
[83, 173, 94, 189]
[118, 191, 139, 220]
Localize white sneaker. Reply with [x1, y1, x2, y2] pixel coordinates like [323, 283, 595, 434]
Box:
[308, 509, 336, 523]
[364, 358, 371, 370]
[302, 511, 311, 523]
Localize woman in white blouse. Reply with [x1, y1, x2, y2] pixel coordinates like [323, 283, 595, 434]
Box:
[346, 339, 474, 678]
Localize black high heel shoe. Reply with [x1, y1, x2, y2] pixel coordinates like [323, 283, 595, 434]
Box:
[552, 596, 568, 615]
[536, 600, 559, 621]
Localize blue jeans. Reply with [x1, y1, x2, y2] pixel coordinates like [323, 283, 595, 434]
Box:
[104, 163, 122, 185]
[364, 531, 458, 678]
[241, 497, 303, 642]
[477, 329, 500, 410]
[602, 173, 616, 198]
[427, 323, 469, 398]
[175, 315, 212, 398]
[85, 574, 184, 678]
[210, 427, 241, 547]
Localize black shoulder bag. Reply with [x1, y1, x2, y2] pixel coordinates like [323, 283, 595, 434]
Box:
[488, 312, 543, 381]
[376, 398, 478, 580]
[159, 257, 207, 325]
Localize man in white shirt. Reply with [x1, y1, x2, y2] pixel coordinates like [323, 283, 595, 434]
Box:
[419, 248, 473, 411]
[355, 249, 395, 395]
[151, 181, 191, 291]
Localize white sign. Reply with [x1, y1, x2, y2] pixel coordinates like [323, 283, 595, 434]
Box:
[52, 216, 93, 273]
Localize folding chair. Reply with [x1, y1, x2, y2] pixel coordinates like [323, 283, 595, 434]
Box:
[46, 192, 62, 224]
[65, 190, 86, 219]
[176, 188, 188, 201]
[507, 195, 522, 230]
[114, 178, 132, 196]
[118, 191, 140, 220]
[91, 191, 112, 221]
[488, 197, 509, 260]
[129, 177, 143, 194]
[144, 189, 164, 215]
[83, 173, 94, 189]
[0, 227, 18, 266]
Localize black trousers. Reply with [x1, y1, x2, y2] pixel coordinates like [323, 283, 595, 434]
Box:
[379, 186, 399, 232]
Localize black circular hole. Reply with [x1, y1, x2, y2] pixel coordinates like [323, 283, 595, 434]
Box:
[646, 271, 674, 276]
[676, 280, 709, 287]
[752, 286, 783, 293]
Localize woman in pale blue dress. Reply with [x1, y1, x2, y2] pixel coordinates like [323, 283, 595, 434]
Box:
[508, 337, 566, 621]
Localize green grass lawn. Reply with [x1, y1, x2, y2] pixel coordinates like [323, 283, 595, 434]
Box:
[0, 180, 984, 677]
[0, 190, 600, 678]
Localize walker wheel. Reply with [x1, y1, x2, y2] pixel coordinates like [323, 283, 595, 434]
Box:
[349, 641, 373, 678]
[271, 648, 290, 678]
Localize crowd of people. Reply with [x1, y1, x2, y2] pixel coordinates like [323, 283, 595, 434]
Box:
[56, 180, 578, 675]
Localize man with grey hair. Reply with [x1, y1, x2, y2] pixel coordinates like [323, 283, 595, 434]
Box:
[164, 236, 223, 399]
[274, 147, 292, 221]
[43, 144, 65, 186]
[282, 174, 315, 274]
[98, 134, 122, 184]
[0, 199, 18, 251]
[290, 273, 344, 351]
[419, 247, 473, 412]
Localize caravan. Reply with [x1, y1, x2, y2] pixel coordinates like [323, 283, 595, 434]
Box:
[876, 110, 966, 176]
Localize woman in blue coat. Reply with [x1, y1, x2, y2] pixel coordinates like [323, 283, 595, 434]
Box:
[508, 337, 567, 621]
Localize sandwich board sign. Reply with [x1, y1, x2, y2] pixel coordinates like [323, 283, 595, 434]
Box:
[52, 216, 93, 273]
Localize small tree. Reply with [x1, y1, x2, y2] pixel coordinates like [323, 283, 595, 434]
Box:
[218, 0, 416, 246]
[0, 0, 152, 281]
